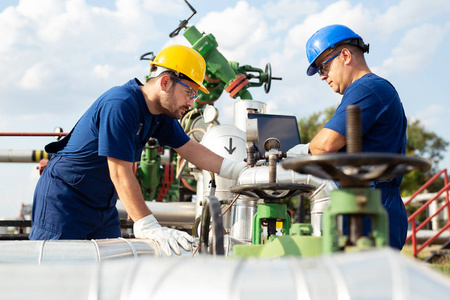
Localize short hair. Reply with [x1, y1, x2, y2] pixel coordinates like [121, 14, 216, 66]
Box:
[335, 43, 366, 63]
[147, 66, 180, 83]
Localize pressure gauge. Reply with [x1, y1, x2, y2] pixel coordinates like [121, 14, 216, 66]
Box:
[203, 105, 219, 124]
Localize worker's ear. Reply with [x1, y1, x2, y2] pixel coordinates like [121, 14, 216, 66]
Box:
[160, 75, 173, 92]
[341, 48, 353, 65]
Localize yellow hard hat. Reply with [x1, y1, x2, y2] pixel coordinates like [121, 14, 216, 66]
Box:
[150, 45, 209, 94]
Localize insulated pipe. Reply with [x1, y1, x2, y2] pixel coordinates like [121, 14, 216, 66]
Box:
[0, 149, 50, 162]
[116, 201, 196, 229]
[0, 132, 67, 137]
[0, 248, 449, 299]
[0, 238, 160, 263]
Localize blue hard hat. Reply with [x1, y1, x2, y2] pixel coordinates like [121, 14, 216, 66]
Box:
[306, 24, 369, 76]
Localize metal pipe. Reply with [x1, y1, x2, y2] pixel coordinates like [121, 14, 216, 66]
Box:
[0, 238, 160, 263]
[268, 154, 277, 183]
[0, 132, 68, 136]
[238, 165, 337, 236]
[0, 248, 448, 299]
[116, 201, 196, 229]
[0, 149, 50, 162]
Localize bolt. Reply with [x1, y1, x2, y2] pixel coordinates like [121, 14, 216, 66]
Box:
[346, 105, 362, 153]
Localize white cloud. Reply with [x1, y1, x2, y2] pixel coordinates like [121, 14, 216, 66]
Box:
[20, 63, 51, 90]
[93, 64, 114, 80]
[411, 104, 449, 129]
[0, 0, 183, 126]
[262, 0, 318, 24]
[142, 0, 185, 14]
[196, 1, 269, 62]
[379, 24, 445, 76]
[16, 0, 64, 21]
[375, 0, 450, 37]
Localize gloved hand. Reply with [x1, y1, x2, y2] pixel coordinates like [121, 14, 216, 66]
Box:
[286, 143, 310, 157]
[133, 214, 193, 256]
[219, 158, 247, 180]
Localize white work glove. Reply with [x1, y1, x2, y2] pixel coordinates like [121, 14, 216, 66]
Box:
[286, 143, 310, 158]
[219, 158, 247, 180]
[133, 214, 193, 256]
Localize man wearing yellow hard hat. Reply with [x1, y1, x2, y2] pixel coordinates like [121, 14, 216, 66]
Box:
[29, 45, 246, 256]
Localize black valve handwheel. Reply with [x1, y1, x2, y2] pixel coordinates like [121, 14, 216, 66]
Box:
[229, 183, 316, 200]
[282, 153, 431, 187]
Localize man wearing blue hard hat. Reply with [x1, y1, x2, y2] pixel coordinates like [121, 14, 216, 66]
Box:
[288, 24, 408, 250]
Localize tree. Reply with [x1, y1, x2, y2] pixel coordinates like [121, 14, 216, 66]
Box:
[405, 119, 448, 171]
[401, 119, 448, 196]
[298, 106, 336, 143]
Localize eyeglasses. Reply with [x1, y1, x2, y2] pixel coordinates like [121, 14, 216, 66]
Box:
[175, 80, 198, 100]
[317, 51, 341, 76]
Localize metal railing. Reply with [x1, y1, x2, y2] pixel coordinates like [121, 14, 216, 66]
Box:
[404, 169, 450, 258]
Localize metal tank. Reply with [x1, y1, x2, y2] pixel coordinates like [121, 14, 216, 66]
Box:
[0, 248, 449, 299]
[198, 124, 247, 233]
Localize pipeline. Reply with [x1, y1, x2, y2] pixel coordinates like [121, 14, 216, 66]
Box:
[0, 132, 67, 137]
[0, 238, 160, 263]
[116, 201, 196, 230]
[0, 248, 448, 299]
[237, 164, 337, 236]
[0, 149, 50, 162]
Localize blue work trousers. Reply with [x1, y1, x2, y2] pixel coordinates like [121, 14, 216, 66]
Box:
[29, 155, 121, 240]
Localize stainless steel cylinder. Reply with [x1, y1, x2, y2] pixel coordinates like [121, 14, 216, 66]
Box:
[229, 197, 258, 242]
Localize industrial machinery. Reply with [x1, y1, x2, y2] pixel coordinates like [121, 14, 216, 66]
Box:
[0, 2, 449, 299]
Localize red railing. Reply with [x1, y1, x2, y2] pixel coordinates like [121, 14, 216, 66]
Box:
[404, 169, 450, 258]
[0, 132, 68, 137]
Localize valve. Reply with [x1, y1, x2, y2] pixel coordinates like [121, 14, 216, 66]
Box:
[263, 63, 282, 93]
[263, 138, 285, 183]
[169, 0, 197, 38]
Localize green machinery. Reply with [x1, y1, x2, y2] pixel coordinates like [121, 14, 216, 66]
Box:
[136, 0, 281, 203]
[224, 105, 430, 257]
[134, 1, 431, 258]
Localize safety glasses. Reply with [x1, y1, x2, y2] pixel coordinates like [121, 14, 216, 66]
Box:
[175, 80, 198, 100]
[317, 51, 340, 76]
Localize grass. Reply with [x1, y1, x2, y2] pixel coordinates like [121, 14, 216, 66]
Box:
[401, 244, 450, 276]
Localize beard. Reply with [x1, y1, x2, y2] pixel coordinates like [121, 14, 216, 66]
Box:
[154, 85, 189, 120]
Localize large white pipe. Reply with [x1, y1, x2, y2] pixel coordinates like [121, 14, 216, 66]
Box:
[0, 238, 161, 263]
[116, 201, 196, 229]
[0, 248, 448, 299]
[0, 149, 48, 162]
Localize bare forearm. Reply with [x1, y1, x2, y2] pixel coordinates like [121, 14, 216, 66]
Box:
[309, 128, 346, 155]
[175, 139, 223, 173]
[115, 175, 151, 221]
[107, 158, 151, 221]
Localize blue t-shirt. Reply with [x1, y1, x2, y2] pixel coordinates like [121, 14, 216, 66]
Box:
[325, 73, 407, 189]
[326, 73, 408, 249]
[46, 78, 190, 208]
[60, 78, 190, 160]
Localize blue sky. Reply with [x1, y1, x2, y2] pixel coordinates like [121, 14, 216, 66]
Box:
[1, 0, 449, 217]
